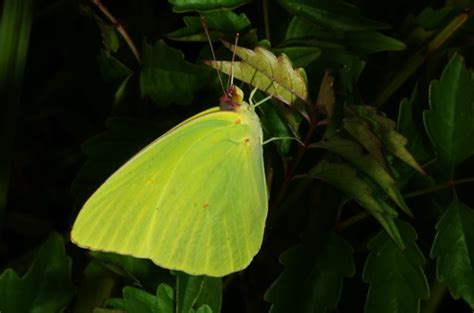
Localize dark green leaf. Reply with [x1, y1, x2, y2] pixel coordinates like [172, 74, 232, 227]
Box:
[310, 159, 404, 248]
[277, 0, 388, 32]
[431, 197, 474, 308]
[0, 233, 74, 313]
[105, 284, 174, 313]
[140, 40, 209, 106]
[169, 0, 249, 12]
[423, 53, 474, 177]
[195, 277, 222, 313]
[363, 221, 429, 313]
[97, 51, 132, 83]
[176, 272, 205, 313]
[318, 136, 412, 216]
[344, 31, 406, 54]
[0, 0, 33, 225]
[265, 232, 354, 313]
[398, 84, 434, 164]
[167, 10, 251, 41]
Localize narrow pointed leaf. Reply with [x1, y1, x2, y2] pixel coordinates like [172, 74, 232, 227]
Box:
[176, 272, 205, 313]
[398, 85, 433, 163]
[169, 0, 249, 12]
[424, 53, 474, 177]
[315, 70, 335, 118]
[311, 159, 404, 248]
[265, 232, 354, 313]
[206, 42, 308, 105]
[351, 105, 425, 174]
[431, 197, 474, 308]
[343, 117, 389, 171]
[363, 221, 429, 313]
[277, 0, 388, 32]
[318, 136, 412, 216]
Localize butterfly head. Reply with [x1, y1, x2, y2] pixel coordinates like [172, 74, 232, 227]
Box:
[220, 85, 245, 112]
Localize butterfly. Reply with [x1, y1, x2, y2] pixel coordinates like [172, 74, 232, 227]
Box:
[71, 83, 268, 277]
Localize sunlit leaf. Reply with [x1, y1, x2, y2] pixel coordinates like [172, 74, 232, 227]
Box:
[271, 46, 321, 68]
[363, 221, 429, 313]
[424, 53, 474, 177]
[265, 232, 354, 313]
[205, 42, 308, 105]
[431, 197, 474, 308]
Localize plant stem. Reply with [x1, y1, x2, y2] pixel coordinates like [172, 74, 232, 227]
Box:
[372, 7, 472, 108]
[91, 0, 141, 65]
[404, 177, 474, 199]
[337, 176, 474, 230]
[262, 0, 270, 41]
[420, 280, 447, 313]
[337, 212, 369, 231]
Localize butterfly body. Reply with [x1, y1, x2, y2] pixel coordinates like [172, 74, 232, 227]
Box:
[71, 86, 268, 276]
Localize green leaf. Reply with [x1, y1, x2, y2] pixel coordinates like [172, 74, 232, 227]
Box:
[344, 31, 406, 54]
[167, 10, 251, 41]
[97, 50, 132, 83]
[270, 47, 321, 68]
[205, 42, 308, 105]
[343, 117, 389, 171]
[105, 284, 174, 313]
[176, 272, 205, 313]
[89, 251, 172, 291]
[310, 159, 404, 248]
[350, 105, 426, 175]
[195, 305, 213, 313]
[315, 70, 335, 118]
[140, 40, 209, 106]
[423, 53, 474, 177]
[431, 197, 474, 308]
[398, 84, 434, 164]
[169, 0, 249, 12]
[277, 0, 388, 32]
[0, 233, 74, 313]
[318, 136, 412, 216]
[363, 221, 429, 313]
[195, 277, 222, 313]
[265, 232, 354, 313]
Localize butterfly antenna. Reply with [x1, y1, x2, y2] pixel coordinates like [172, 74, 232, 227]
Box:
[229, 33, 240, 88]
[201, 16, 226, 93]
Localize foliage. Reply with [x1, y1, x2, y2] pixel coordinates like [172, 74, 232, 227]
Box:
[2, 0, 474, 312]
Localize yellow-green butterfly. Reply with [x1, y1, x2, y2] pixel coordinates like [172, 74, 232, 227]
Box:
[71, 84, 268, 277]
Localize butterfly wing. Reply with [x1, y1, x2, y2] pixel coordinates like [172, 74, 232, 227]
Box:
[71, 108, 267, 276]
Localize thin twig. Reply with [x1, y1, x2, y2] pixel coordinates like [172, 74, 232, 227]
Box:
[91, 0, 141, 65]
